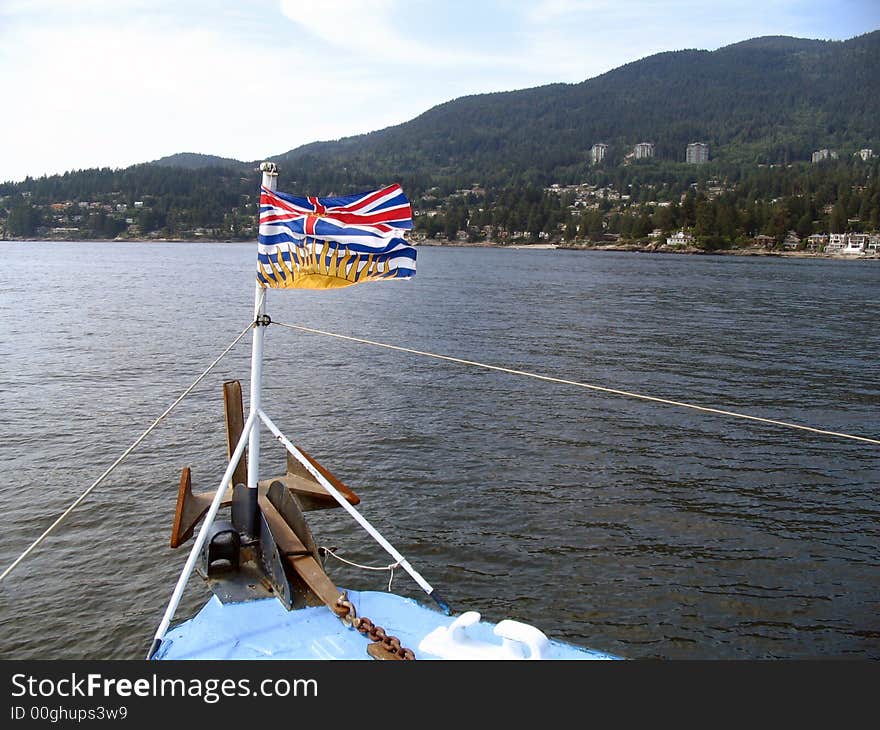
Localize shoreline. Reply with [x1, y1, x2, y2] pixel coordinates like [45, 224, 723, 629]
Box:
[416, 239, 879, 260]
[3, 237, 877, 260]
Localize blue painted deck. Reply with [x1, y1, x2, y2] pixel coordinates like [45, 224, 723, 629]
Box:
[155, 590, 619, 660]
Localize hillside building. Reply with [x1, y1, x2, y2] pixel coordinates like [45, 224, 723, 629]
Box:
[857, 149, 875, 160]
[686, 142, 709, 164]
[590, 143, 608, 165]
[811, 149, 838, 163]
[633, 142, 654, 160]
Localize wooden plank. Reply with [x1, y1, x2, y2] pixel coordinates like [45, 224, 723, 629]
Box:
[223, 380, 248, 488]
[259, 494, 342, 609]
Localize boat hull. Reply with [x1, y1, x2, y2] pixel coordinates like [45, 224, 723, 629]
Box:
[154, 590, 619, 660]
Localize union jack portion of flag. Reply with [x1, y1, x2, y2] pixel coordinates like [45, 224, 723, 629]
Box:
[257, 184, 416, 290]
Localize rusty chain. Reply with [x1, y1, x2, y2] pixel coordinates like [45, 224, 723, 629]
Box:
[335, 594, 416, 660]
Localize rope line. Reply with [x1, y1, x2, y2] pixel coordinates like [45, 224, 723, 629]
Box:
[271, 321, 880, 447]
[321, 546, 401, 591]
[0, 322, 254, 584]
[322, 546, 401, 572]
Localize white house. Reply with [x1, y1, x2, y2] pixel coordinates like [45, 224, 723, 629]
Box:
[826, 232, 871, 255]
[843, 234, 869, 254]
[666, 231, 694, 247]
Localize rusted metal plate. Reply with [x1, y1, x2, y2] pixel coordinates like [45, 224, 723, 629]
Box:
[223, 380, 248, 489]
[286, 447, 360, 506]
[199, 544, 276, 604]
[258, 494, 342, 610]
[169, 467, 233, 548]
[259, 473, 352, 512]
[266, 480, 320, 560]
[257, 450, 360, 512]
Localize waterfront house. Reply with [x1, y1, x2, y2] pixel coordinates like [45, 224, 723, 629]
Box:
[781, 231, 801, 249]
[826, 232, 869, 254]
[843, 234, 869, 254]
[806, 233, 828, 251]
[666, 231, 694, 247]
[825, 233, 847, 252]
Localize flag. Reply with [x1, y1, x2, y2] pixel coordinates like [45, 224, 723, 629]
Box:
[258, 184, 416, 289]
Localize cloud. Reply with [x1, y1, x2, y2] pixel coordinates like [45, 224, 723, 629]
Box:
[0, 9, 425, 180]
[279, 0, 431, 61]
[278, 0, 527, 72]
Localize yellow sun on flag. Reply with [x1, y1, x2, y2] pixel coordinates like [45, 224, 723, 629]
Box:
[259, 241, 395, 290]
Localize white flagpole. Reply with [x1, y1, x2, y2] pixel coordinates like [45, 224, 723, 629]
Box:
[248, 162, 277, 491]
[147, 411, 258, 658]
[148, 163, 278, 659]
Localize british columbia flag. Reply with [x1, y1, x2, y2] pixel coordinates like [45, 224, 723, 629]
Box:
[257, 184, 416, 289]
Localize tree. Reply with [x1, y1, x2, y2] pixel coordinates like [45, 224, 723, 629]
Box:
[829, 202, 846, 233]
[8, 202, 40, 237]
[694, 199, 715, 238]
[653, 204, 675, 233]
[681, 190, 696, 227]
[633, 211, 653, 238]
[795, 211, 813, 239]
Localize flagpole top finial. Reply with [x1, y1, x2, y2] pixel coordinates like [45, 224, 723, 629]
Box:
[259, 161, 278, 175]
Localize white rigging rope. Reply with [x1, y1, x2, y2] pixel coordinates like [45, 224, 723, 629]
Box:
[0, 322, 254, 584]
[321, 546, 401, 591]
[271, 321, 880, 447]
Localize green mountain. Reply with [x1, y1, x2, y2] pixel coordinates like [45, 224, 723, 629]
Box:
[150, 152, 251, 171]
[264, 31, 880, 192]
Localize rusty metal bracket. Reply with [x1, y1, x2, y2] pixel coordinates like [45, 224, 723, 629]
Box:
[223, 380, 248, 488]
[256, 446, 360, 512]
[169, 467, 233, 548]
[258, 493, 341, 608]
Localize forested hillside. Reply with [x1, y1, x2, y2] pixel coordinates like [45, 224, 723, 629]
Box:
[1, 31, 878, 249]
[269, 31, 880, 193]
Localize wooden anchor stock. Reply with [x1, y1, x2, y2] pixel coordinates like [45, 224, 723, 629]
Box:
[169, 379, 359, 548]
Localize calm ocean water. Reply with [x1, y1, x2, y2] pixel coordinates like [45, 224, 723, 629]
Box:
[0, 241, 877, 660]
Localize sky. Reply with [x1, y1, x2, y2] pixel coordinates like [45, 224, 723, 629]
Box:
[0, 0, 877, 183]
